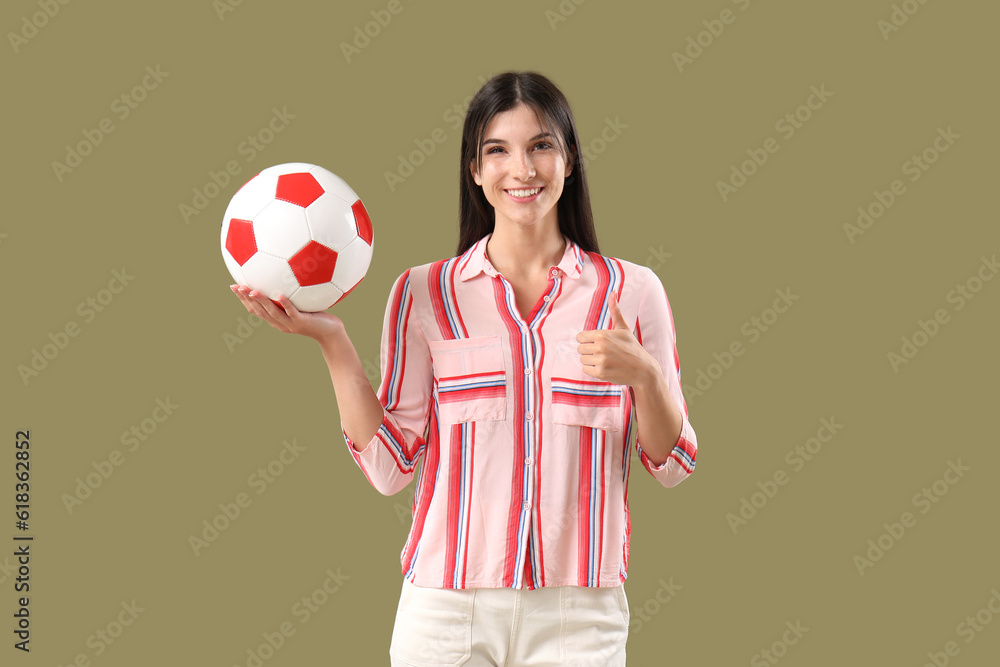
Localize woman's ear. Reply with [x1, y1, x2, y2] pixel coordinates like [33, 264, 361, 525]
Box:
[470, 160, 482, 186]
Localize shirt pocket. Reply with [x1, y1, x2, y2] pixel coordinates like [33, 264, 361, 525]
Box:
[427, 335, 508, 425]
[550, 339, 625, 432]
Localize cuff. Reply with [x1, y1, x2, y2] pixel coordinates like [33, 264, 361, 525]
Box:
[638, 413, 697, 487]
[340, 410, 423, 496]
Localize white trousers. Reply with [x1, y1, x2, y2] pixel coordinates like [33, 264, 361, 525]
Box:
[388, 577, 629, 666]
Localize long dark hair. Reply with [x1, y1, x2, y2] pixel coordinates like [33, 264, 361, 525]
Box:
[456, 71, 600, 257]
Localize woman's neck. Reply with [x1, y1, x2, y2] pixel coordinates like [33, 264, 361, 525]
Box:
[486, 227, 566, 280]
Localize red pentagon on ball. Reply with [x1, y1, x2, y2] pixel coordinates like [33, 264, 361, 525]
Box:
[352, 199, 373, 245]
[225, 219, 257, 265]
[289, 240, 338, 286]
[276, 172, 324, 208]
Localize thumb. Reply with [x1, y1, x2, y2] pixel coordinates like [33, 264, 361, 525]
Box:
[607, 291, 627, 330]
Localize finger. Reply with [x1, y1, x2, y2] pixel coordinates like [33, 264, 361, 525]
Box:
[235, 286, 269, 319]
[607, 292, 627, 330]
[249, 290, 292, 325]
[242, 290, 273, 320]
[243, 292, 292, 333]
[232, 285, 256, 313]
[276, 294, 301, 319]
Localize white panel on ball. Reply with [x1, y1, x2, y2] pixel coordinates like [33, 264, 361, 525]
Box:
[292, 282, 345, 312]
[252, 201, 312, 259]
[240, 253, 300, 301]
[223, 172, 279, 221]
[308, 165, 360, 204]
[331, 236, 373, 292]
[305, 193, 360, 251]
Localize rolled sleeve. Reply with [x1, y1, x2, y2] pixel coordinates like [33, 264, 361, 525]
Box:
[342, 269, 433, 496]
[634, 267, 698, 488]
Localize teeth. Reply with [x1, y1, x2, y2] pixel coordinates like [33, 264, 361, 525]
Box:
[507, 187, 541, 198]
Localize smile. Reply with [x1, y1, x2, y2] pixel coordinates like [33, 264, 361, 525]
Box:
[504, 187, 543, 201]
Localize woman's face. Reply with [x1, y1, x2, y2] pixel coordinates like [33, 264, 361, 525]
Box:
[470, 103, 573, 234]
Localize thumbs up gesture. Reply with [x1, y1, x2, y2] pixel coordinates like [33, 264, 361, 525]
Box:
[575, 291, 659, 387]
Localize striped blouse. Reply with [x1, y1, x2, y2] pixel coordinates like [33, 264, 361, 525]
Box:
[341, 232, 698, 590]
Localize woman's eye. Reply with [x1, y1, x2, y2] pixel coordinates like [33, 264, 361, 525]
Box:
[485, 142, 552, 155]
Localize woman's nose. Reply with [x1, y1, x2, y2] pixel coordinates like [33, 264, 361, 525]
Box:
[513, 153, 536, 180]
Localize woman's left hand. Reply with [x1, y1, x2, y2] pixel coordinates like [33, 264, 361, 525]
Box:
[575, 292, 659, 388]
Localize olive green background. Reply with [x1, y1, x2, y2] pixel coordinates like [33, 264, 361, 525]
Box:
[2, 0, 998, 664]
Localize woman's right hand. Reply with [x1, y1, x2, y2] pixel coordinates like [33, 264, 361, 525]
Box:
[230, 284, 345, 343]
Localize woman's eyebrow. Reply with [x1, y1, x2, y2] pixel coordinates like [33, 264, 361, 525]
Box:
[483, 132, 553, 146]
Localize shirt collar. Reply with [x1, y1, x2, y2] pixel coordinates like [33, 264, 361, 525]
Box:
[458, 232, 585, 282]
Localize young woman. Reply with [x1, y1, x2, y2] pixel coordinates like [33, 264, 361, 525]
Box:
[231, 71, 697, 667]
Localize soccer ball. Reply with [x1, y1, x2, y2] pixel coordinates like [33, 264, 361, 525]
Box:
[221, 162, 374, 312]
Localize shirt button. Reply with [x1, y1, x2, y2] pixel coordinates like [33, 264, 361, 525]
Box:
[550, 270, 558, 278]
[524, 367, 531, 375]
[525, 457, 533, 465]
[542, 295, 550, 302]
[523, 502, 531, 511]
[525, 411, 533, 420]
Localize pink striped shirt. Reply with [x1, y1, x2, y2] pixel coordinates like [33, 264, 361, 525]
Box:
[341, 232, 697, 590]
